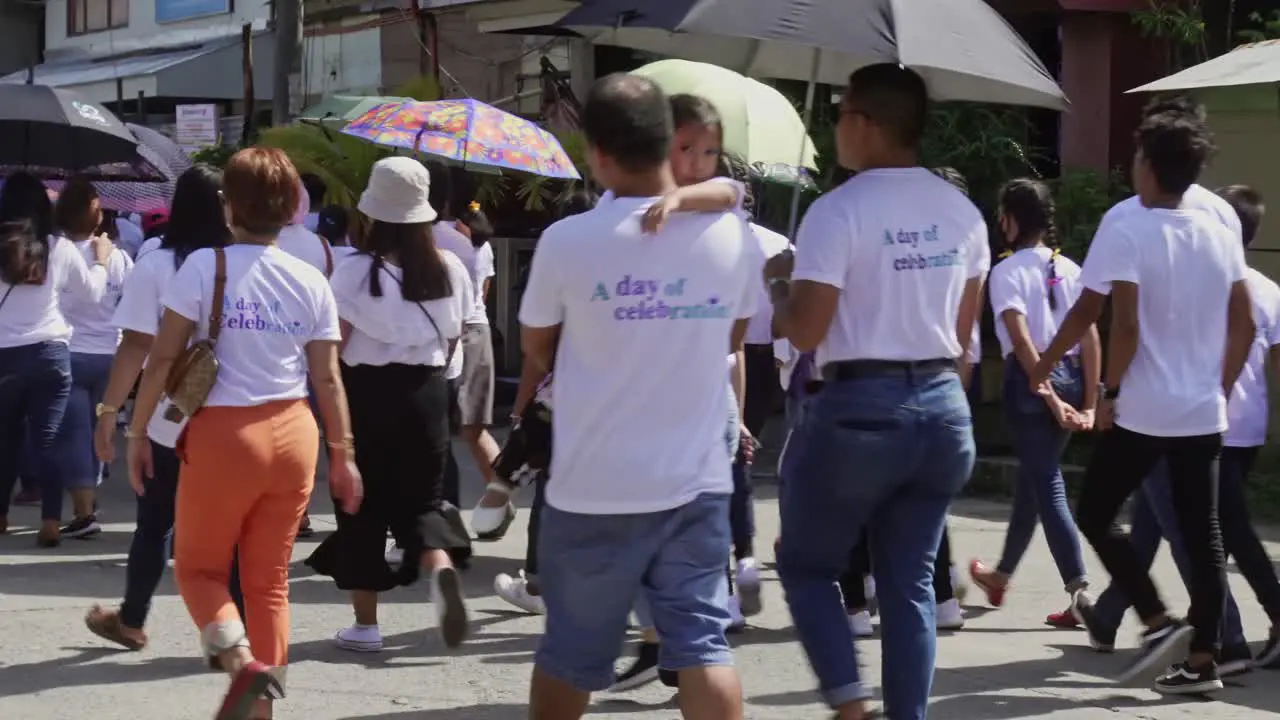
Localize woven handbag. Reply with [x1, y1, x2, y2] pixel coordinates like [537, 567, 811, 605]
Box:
[164, 247, 227, 418]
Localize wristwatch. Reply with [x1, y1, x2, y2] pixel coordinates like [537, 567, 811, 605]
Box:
[1099, 383, 1120, 400]
[95, 403, 118, 418]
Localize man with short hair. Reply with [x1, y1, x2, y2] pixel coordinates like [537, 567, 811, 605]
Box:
[1034, 102, 1255, 694]
[521, 73, 758, 720]
[767, 64, 989, 720]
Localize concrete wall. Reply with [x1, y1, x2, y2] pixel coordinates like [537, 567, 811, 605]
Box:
[0, 3, 41, 77]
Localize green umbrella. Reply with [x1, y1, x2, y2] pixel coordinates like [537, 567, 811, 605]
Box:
[630, 59, 817, 183]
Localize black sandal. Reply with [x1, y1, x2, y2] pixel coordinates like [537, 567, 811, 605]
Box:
[85, 606, 147, 651]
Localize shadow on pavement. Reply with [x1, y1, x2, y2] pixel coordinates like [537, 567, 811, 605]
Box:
[339, 705, 526, 720]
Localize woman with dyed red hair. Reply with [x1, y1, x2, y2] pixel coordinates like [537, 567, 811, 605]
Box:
[126, 148, 362, 720]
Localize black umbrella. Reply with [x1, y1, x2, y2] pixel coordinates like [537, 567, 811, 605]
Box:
[554, 0, 1066, 110]
[0, 84, 167, 181]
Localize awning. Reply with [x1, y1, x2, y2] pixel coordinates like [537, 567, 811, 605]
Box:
[1129, 40, 1280, 93]
[0, 32, 277, 105]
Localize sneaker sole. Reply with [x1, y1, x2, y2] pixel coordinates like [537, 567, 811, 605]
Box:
[474, 505, 516, 541]
[334, 637, 383, 652]
[497, 591, 545, 616]
[435, 567, 468, 649]
[737, 581, 763, 617]
[1219, 659, 1252, 678]
[1254, 643, 1280, 669]
[608, 666, 659, 692]
[63, 524, 102, 540]
[1116, 625, 1194, 685]
[1154, 677, 1224, 695]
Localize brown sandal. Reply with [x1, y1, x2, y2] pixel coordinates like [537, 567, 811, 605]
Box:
[85, 605, 147, 651]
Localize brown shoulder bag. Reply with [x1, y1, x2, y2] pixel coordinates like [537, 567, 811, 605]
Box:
[164, 247, 227, 418]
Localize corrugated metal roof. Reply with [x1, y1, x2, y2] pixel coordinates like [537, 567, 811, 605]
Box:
[0, 37, 232, 88]
[1129, 40, 1280, 93]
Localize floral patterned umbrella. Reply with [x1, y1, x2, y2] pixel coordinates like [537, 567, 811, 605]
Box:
[342, 99, 581, 180]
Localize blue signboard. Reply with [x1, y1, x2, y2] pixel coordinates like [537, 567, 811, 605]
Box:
[155, 0, 232, 25]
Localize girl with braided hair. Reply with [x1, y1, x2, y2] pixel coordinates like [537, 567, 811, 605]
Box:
[969, 177, 1101, 627]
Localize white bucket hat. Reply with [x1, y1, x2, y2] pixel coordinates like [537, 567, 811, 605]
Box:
[358, 157, 439, 224]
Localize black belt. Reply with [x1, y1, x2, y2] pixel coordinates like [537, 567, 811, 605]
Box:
[821, 358, 957, 383]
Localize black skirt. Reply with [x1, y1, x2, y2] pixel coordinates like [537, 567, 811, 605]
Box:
[306, 361, 472, 592]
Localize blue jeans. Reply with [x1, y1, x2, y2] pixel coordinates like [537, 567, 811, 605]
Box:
[538, 493, 734, 691]
[997, 358, 1087, 589]
[778, 367, 974, 717]
[51, 353, 114, 498]
[0, 341, 72, 522]
[122, 441, 245, 628]
[1093, 458, 1246, 646]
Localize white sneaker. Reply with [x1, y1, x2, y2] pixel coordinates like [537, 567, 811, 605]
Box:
[937, 598, 965, 630]
[848, 610, 874, 638]
[431, 566, 469, 648]
[473, 483, 516, 539]
[727, 594, 747, 632]
[736, 557, 762, 616]
[494, 571, 546, 615]
[385, 540, 404, 566]
[334, 624, 383, 652]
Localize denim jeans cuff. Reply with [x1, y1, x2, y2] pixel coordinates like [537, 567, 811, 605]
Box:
[822, 680, 872, 709]
[1064, 577, 1088, 594]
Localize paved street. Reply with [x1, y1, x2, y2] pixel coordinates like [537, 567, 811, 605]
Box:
[3, 444, 1280, 719]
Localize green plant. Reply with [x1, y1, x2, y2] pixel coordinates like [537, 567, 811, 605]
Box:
[920, 104, 1042, 213]
[1132, 0, 1208, 70]
[1238, 10, 1280, 43]
[1049, 168, 1131, 260]
[255, 122, 394, 218]
[189, 144, 236, 169]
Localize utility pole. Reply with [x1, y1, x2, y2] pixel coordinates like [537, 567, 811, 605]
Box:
[241, 23, 256, 146]
[272, 0, 302, 126]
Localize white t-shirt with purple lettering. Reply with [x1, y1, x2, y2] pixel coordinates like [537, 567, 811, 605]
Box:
[520, 195, 763, 514]
[793, 168, 990, 367]
[161, 245, 340, 408]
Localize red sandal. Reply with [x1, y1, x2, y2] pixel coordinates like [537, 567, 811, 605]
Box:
[967, 559, 1007, 608]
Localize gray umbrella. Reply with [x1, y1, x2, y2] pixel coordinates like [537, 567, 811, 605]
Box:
[554, 0, 1067, 110]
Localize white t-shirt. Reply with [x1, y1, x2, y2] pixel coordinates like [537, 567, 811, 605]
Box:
[63, 239, 133, 354]
[1225, 268, 1280, 447]
[0, 236, 107, 348]
[988, 246, 1084, 359]
[162, 245, 341, 407]
[1100, 184, 1242, 241]
[303, 212, 320, 233]
[432, 221, 494, 326]
[115, 217, 145, 257]
[112, 248, 185, 446]
[275, 224, 334, 277]
[331, 251, 473, 367]
[1080, 207, 1246, 437]
[745, 223, 792, 345]
[135, 235, 163, 260]
[793, 168, 990, 366]
[519, 196, 763, 514]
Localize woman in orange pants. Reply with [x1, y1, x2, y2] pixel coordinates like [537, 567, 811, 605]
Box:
[127, 148, 362, 720]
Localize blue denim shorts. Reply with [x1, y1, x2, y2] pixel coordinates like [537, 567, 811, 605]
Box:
[536, 492, 734, 691]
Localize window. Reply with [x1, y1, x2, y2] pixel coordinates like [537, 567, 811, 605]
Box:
[67, 0, 128, 36]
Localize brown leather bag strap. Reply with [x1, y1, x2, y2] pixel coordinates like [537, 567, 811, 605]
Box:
[207, 247, 227, 344]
